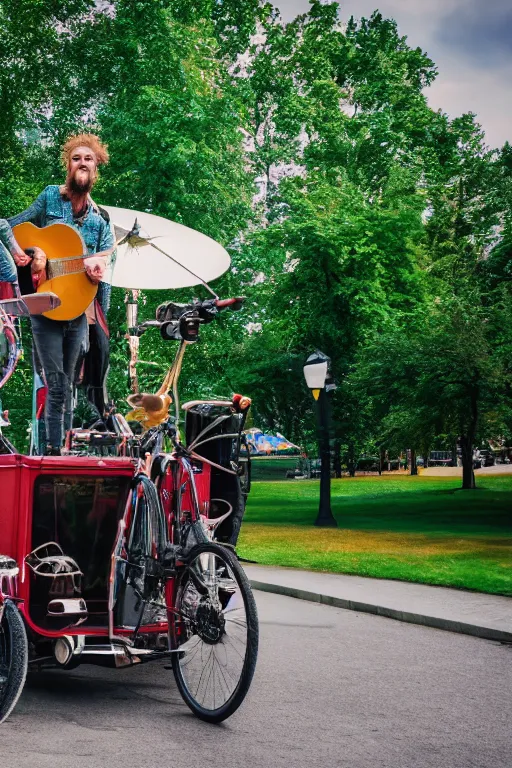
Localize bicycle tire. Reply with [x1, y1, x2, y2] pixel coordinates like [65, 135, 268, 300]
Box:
[0, 600, 28, 724]
[170, 542, 258, 723]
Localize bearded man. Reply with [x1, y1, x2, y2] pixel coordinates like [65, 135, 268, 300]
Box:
[5, 133, 113, 454]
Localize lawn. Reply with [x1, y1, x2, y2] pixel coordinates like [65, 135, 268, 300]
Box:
[237, 475, 512, 595]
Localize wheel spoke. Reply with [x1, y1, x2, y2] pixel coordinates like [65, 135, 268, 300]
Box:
[212, 651, 234, 699]
[224, 614, 248, 628]
[220, 633, 246, 661]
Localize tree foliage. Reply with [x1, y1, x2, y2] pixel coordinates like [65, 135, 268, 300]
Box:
[0, 0, 510, 487]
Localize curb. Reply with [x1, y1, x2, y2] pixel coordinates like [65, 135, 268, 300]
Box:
[248, 579, 512, 644]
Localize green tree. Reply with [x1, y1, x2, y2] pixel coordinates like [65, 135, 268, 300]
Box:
[354, 286, 511, 489]
[0, 0, 97, 213]
[227, 4, 443, 453]
[94, 3, 254, 405]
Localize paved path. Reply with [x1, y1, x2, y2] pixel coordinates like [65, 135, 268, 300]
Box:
[244, 564, 512, 642]
[2, 591, 511, 768]
[421, 464, 512, 476]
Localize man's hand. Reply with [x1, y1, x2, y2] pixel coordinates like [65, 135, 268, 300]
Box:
[13, 250, 32, 268]
[84, 255, 107, 284]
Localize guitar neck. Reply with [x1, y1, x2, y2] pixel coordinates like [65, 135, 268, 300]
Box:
[47, 254, 86, 278]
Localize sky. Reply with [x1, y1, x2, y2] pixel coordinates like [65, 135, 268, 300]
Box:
[274, 0, 512, 149]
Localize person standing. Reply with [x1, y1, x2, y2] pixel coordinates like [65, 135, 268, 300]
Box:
[5, 133, 113, 454]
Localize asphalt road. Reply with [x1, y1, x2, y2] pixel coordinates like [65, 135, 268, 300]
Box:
[1, 591, 511, 768]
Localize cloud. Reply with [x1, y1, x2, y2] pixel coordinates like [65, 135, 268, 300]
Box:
[435, 0, 512, 68]
[426, 68, 512, 149]
[272, 0, 511, 147]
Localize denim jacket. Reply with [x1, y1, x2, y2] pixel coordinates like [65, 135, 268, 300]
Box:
[0, 219, 19, 283]
[4, 185, 113, 314]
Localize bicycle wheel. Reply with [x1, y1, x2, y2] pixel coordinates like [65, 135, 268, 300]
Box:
[170, 543, 258, 723]
[0, 600, 28, 724]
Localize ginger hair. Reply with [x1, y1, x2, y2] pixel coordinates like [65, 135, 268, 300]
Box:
[61, 133, 109, 167]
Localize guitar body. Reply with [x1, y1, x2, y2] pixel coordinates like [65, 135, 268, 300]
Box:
[12, 222, 97, 321]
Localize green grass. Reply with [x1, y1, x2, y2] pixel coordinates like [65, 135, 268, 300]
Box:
[238, 475, 512, 595]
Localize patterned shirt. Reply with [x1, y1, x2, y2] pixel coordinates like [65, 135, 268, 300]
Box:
[7, 185, 113, 314]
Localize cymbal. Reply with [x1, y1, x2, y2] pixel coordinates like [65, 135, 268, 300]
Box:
[102, 207, 231, 290]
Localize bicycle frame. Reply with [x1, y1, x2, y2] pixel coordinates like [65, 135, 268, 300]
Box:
[119, 319, 249, 543]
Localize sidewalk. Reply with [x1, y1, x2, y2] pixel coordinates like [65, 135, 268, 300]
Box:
[243, 563, 512, 643]
[420, 464, 512, 476]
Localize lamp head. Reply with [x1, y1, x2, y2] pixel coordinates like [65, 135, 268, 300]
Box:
[303, 350, 331, 391]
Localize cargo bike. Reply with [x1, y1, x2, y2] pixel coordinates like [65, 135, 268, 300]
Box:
[0, 284, 258, 725]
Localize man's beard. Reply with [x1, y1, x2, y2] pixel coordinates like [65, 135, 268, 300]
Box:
[68, 169, 94, 195]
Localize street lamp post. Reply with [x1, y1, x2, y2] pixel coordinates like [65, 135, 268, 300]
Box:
[303, 351, 338, 528]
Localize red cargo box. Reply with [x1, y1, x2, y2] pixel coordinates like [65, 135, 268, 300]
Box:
[0, 454, 135, 565]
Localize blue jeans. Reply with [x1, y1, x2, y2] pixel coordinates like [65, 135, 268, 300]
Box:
[31, 314, 88, 449]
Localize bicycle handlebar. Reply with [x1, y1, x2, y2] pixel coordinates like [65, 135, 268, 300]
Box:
[155, 296, 245, 321]
[214, 297, 245, 309]
[135, 297, 245, 342]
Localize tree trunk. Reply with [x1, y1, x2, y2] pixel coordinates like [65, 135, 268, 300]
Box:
[347, 442, 356, 477]
[460, 387, 479, 490]
[410, 449, 418, 476]
[451, 442, 458, 468]
[378, 447, 385, 475]
[460, 435, 476, 489]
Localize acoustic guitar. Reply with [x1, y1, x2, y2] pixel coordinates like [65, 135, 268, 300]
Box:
[12, 221, 97, 321]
